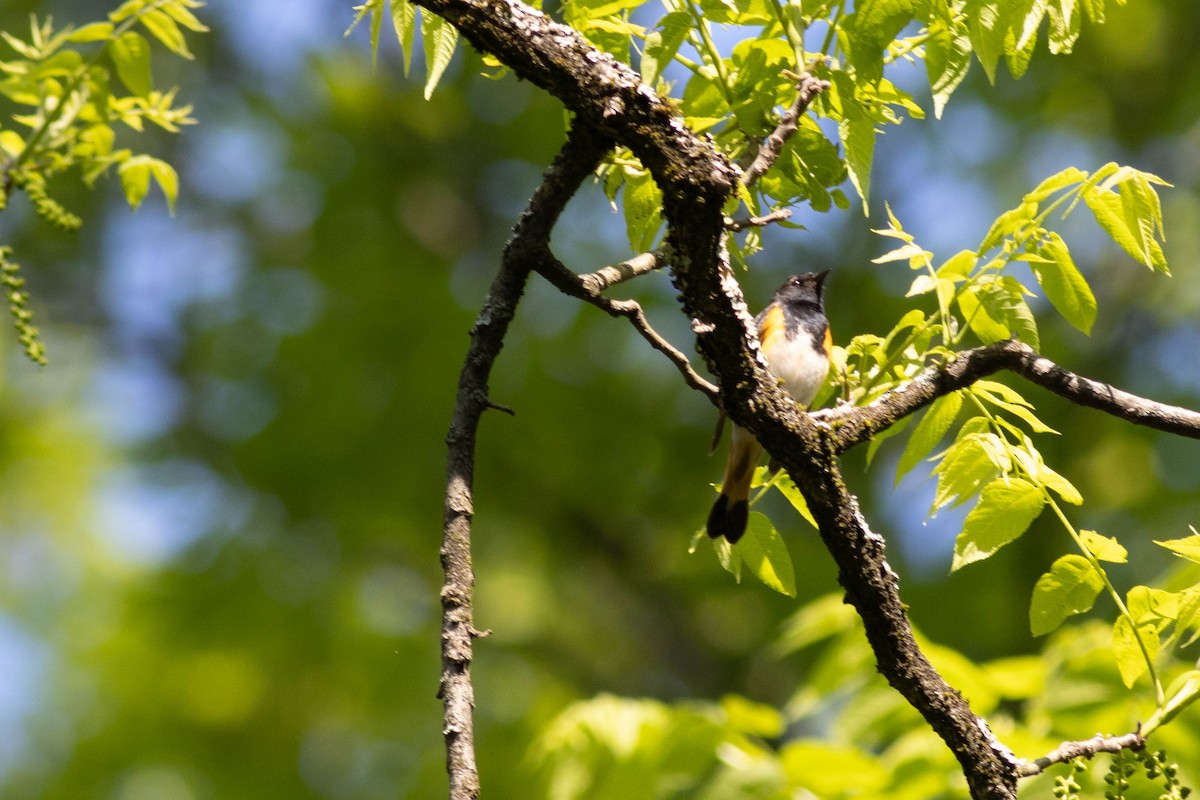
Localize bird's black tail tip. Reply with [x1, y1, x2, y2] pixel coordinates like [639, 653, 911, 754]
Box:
[706, 494, 749, 543]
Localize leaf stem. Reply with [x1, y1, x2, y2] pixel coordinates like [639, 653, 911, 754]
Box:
[1045, 494, 1166, 707]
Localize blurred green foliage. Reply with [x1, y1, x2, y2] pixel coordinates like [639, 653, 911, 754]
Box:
[0, 0, 1198, 798]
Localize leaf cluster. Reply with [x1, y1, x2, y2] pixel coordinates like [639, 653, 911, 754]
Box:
[0, 0, 204, 362]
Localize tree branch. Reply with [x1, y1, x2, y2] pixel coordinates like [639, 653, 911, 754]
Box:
[821, 339, 1200, 454]
[415, 1, 1023, 796]
[538, 257, 719, 398]
[440, 119, 612, 800]
[578, 250, 662, 294]
[1018, 731, 1146, 777]
[725, 208, 793, 231]
[741, 71, 830, 187]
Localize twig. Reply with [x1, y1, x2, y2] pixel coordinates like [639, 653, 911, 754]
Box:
[440, 119, 612, 800]
[1018, 731, 1145, 777]
[578, 250, 662, 295]
[725, 208, 793, 231]
[539, 257, 719, 399]
[741, 72, 831, 187]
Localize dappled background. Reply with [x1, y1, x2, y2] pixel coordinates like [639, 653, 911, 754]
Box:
[1, 0, 1199, 797]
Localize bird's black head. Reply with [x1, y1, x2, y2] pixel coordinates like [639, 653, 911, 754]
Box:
[772, 271, 829, 309]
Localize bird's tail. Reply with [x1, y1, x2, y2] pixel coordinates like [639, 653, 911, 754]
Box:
[706, 426, 762, 543]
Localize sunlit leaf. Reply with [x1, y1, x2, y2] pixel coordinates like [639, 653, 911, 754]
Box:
[68, 22, 115, 43]
[737, 513, 796, 597]
[1028, 231, 1096, 333]
[1078, 530, 1125, 563]
[1029, 554, 1104, 636]
[896, 391, 963, 482]
[140, 8, 192, 58]
[390, 0, 417, 74]
[109, 31, 153, 97]
[422, 11, 459, 99]
[1112, 614, 1157, 689]
[951, 477, 1045, 570]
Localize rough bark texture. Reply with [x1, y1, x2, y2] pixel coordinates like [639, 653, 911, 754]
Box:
[416, 1, 1175, 798]
[439, 120, 612, 800]
[821, 338, 1200, 454]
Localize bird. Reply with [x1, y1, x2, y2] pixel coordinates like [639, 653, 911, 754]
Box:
[706, 271, 831, 543]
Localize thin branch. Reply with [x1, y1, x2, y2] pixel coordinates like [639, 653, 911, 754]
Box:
[1018, 731, 1146, 777]
[440, 120, 612, 800]
[741, 72, 831, 187]
[539, 257, 719, 399]
[822, 339, 1200, 454]
[725, 208, 793, 231]
[579, 250, 662, 294]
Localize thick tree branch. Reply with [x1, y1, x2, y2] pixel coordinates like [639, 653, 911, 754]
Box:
[821, 339, 1200, 454]
[416, 1, 1022, 796]
[440, 120, 612, 800]
[1019, 731, 1146, 777]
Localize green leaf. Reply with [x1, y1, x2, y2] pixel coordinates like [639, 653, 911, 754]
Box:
[68, 22, 116, 43]
[149, 157, 179, 214]
[118, 155, 177, 212]
[622, 168, 663, 253]
[161, 1, 209, 33]
[109, 31, 153, 97]
[1029, 554, 1104, 636]
[118, 156, 152, 210]
[958, 275, 1039, 349]
[971, 380, 1057, 434]
[896, 391, 963, 482]
[963, 0, 1008, 83]
[1046, 0, 1081, 53]
[1008, 0, 1046, 56]
[931, 431, 1003, 510]
[1155, 533, 1200, 564]
[737, 513, 797, 597]
[951, 477, 1045, 570]
[1026, 166, 1087, 202]
[1029, 231, 1097, 334]
[1079, 530, 1126, 563]
[640, 10, 690, 86]
[840, 0, 919, 83]
[421, 11, 459, 99]
[1083, 170, 1170, 273]
[720, 695, 784, 738]
[681, 71, 730, 132]
[925, 3, 973, 117]
[781, 741, 890, 797]
[1037, 463, 1082, 505]
[565, 0, 646, 22]
[979, 201, 1035, 253]
[865, 411, 911, 466]
[110, 0, 151, 23]
[140, 8, 192, 58]
[1112, 614, 1158, 689]
[773, 471, 817, 529]
[391, 0, 417, 75]
[832, 73, 876, 212]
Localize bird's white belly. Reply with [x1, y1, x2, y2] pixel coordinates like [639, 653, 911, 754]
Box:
[767, 340, 828, 408]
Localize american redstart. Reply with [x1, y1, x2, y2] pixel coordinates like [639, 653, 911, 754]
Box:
[706, 271, 832, 543]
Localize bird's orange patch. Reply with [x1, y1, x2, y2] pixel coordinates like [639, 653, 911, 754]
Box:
[759, 304, 786, 354]
[823, 325, 833, 359]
